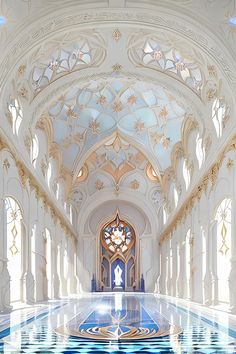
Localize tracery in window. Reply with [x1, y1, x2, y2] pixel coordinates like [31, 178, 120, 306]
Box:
[5, 197, 23, 302]
[215, 198, 231, 256]
[196, 133, 205, 168]
[128, 34, 204, 93]
[8, 98, 23, 135]
[102, 214, 134, 254]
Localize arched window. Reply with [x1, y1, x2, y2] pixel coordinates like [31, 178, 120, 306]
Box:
[47, 162, 52, 188]
[31, 134, 39, 167]
[100, 214, 137, 291]
[215, 198, 231, 304]
[196, 133, 205, 168]
[212, 98, 226, 138]
[174, 187, 178, 207]
[8, 98, 23, 135]
[183, 159, 190, 189]
[5, 197, 23, 302]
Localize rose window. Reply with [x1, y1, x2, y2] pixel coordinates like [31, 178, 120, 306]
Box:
[102, 214, 134, 253]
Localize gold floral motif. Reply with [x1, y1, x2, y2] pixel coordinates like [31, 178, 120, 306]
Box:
[3, 159, 10, 170]
[17, 86, 28, 98]
[226, 158, 234, 169]
[206, 88, 217, 101]
[112, 28, 121, 41]
[207, 65, 217, 78]
[153, 50, 163, 60]
[112, 63, 122, 72]
[18, 64, 26, 76]
[67, 107, 78, 119]
[130, 179, 140, 190]
[89, 119, 100, 134]
[128, 95, 137, 105]
[97, 95, 106, 105]
[134, 120, 145, 132]
[95, 179, 104, 190]
[113, 101, 123, 112]
[159, 106, 168, 119]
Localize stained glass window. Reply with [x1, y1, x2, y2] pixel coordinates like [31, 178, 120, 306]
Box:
[102, 214, 134, 253]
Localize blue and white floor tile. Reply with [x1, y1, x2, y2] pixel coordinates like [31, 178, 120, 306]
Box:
[0, 293, 236, 353]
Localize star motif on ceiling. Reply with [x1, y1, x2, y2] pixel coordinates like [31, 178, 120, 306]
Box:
[113, 101, 123, 112]
[151, 132, 163, 145]
[97, 95, 106, 105]
[127, 95, 137, 105]
[89, 119, 100, 134]
[67, 107, 78, 119]
[134, 120, 145, 132]
[95, 179, 104, 190]
[159, 106, 168, 119]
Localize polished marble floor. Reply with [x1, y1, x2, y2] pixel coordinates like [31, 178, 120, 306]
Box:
[0, 293, 236, 353]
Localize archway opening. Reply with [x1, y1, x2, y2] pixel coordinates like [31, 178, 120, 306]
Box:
[99, 214, 138, 291]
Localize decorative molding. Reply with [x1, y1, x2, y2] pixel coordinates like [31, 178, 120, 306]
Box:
[0, 134, 77, 240]
[159, 135, 236, 243]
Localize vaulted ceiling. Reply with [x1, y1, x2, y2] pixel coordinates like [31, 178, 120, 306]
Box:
[0, 0, 236, 233]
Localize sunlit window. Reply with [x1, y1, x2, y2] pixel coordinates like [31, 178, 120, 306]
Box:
[183, 159, 190, 189]
[8, 98, 23, 135]
[173, 187, 178, 207]
[212, 98, 226, 138]
[196, 133, 205, 168]
[47, 162, 52, 187]
[31, 134, 39, 167]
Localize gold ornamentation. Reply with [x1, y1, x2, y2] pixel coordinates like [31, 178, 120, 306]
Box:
[18, 64, 26, 76]
[17, 86, 28, 98]
[95, 179, 104, 190]
[130, 179, 139, 190]
[159, 106, 168, 119]
[97, 95, 106, 105]
[16, 162, 27, 186]
[219, 222, 229, 256]
[67, 107, 78, 119]
[134, 120, 145, 132]
[3, 159, 10, 170]
[112, 63, 122, 72]
[112, 28, 121, 41]
[128, 95, 137, 105]
[153, 50, 163, 60]
[89, 119, 100, 134]
[207, 65, 217, 78]
[113, 101, 123, 112]
[159, 134, 236, 244]
[227, 158, 234, 169]
[206, 88, 217, 101]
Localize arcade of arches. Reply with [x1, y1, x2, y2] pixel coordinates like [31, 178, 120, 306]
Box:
[0, 0, 236, 316]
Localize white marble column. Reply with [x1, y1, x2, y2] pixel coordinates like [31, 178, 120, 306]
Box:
[0, 154, 11, 312]
[229, 196, 236, 313]
[203, 225, 212, 305]
[211, 221, 218, 305]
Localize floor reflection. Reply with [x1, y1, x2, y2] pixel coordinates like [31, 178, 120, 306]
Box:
[0, 293, 236, 353]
